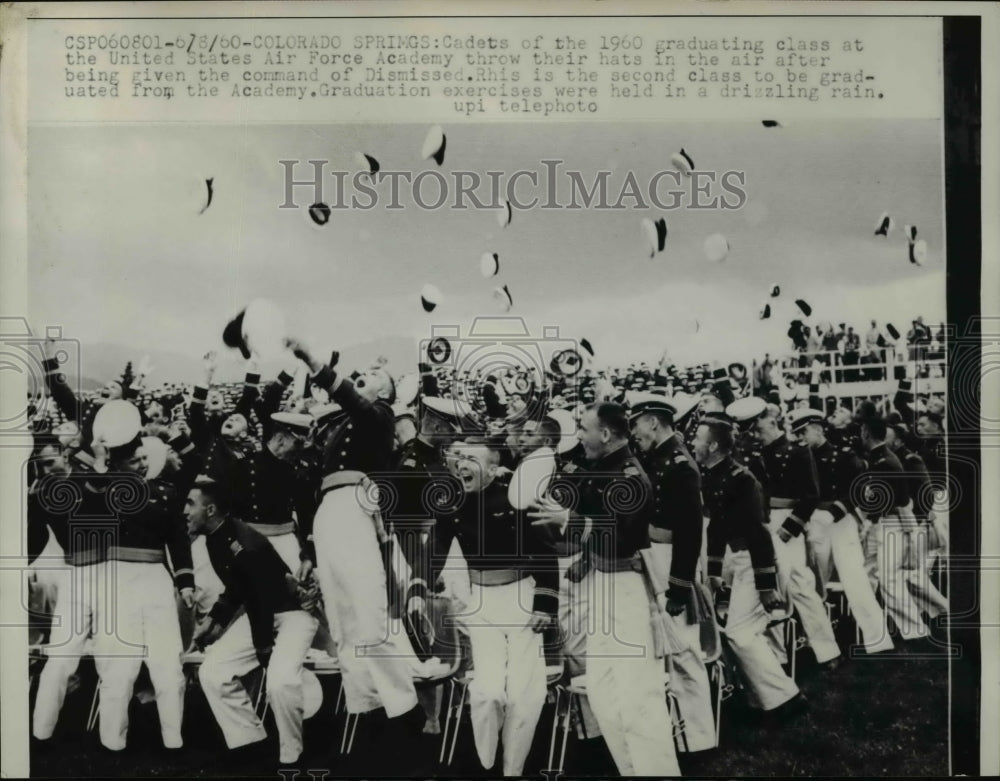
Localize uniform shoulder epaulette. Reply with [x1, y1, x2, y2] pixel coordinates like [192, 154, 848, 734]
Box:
[673, 454, 689, 465]
[229, 539, 244, 555]
[730, 463, 747, 476]
[623, 465, 642, 478]
[401, 457, 417, 467]
[562, 463, 578, 473]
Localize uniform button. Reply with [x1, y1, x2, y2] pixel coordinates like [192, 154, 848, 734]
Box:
[341, 451, 347, 456]
[347, 424, 353, 431]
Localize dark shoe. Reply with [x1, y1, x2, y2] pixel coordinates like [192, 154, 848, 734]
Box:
[767, 693, 810, 725]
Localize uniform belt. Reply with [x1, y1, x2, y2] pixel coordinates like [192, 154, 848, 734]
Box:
[649, 526, 674, 544]
[769, 497, 797, 509]
[468, 569, 525, 586]
[816, 501, 849, 515]
[106, 546, 165, 564]
[66, 550, 105, 567]
[592, 552, 643, 574]
[319, 471, 368, 497]
[248, 522, 296, 537]
[552, 540, 582, 557]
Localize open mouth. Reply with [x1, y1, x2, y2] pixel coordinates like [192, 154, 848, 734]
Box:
[457, 467, 477, 490]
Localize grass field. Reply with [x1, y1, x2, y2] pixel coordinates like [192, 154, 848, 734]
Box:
[28, 614, 951, 779]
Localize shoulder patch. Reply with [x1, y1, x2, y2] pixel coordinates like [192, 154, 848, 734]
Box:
[624, 466, 642, 478]
[562, 463, 578, 473]
[229, 540, 244, 555]
[402, 458, 417, 467]
[673, 455, 688, 465]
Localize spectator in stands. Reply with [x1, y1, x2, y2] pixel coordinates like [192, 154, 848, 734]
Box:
[843, 327, 861, 381]
[865, 320, 881, 354]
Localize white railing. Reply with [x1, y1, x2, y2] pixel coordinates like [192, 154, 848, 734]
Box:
[755, 343, 947, 403]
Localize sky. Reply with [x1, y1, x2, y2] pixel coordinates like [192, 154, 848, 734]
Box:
[27, 120, 946, 380]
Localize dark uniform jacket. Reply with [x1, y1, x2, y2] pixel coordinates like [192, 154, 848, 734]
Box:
[811, 440, 867, 521]
[643, 433, 703, 601]
[27, 467, 105, 567]
[206, 517, 302, 656]
[424, 479, 559, 616]
[857, 444, 911, 521]
[558, 443, 653, 570]
[896, 446, 934, 521]
[310, 366, 396, 478]
[297, 366, 396, 564]
[759, 434, 820, 538]
[701, 456, 778, 592]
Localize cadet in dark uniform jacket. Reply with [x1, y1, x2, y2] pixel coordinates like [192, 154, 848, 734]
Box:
[792, 409, 894, 654]
[187, 476, 318, 767]
[858, 417, 930, 641]
[628, 393, 716, 752]
[886, 424, 949, 624]
[287, 339, 423, 740]
[729, 398, 840, 666]
[529, 403, 680, 776]
[30, 441, 121, 743]
[89, 413, 199, 753]
[693, 416, 801, 713]
[424, 436, 556, 775]
[233, 412, 314, 575]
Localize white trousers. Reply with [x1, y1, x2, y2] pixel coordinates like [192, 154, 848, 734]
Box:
[648, 542, 716, 752]
[27, 531, 65, 645]
[312, 485, 418, 717]
[806, 510, 895, 654]
[556, 553, 601, 737]
[454, 579, 547, 776]
[767, 509, 841, 663]
[721, 550, 800, 711]
[32, 562, 104, 740]
[903, 527, 949, 619]
[584, 568, 681, 777]
[862, 519, 935, 639]
[191, 535, 225, 616]
[93, 562, 185, 751]
[199, 610, 318, 764]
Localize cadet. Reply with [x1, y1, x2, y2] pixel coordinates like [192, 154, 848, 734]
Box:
[729, 399, 841, 668]
[187, 476, 318, 768]
[530, 402, 681, 777]
[857, 417, 929, 641]
[286, 339, 425, 748]
[693, 417, 804, 716]
[628, 393, 716, 752]
[790, 408, 894, 654]
[422, 436, 557, 775]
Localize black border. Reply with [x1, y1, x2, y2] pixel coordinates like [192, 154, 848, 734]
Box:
[943, 15, 981, 779]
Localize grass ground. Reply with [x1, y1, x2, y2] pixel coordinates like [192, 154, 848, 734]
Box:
[28, 617, 951, 778]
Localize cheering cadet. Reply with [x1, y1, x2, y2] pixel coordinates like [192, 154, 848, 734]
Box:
[857, 417, 929, 641]
[529, 403, 681, 777]
[628, 393, 715, 752]
[790, 408, 895, 654]
[742, 402, 841, 668]
[30, 437, 109, 744]
[233, 410, 313, 574]
[92, 412, 197, 753]
[285, 339, 424, 745]
[420, 436, 558, 775]
[186, 476, 319, 768]
[693, 417, 804, 716]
